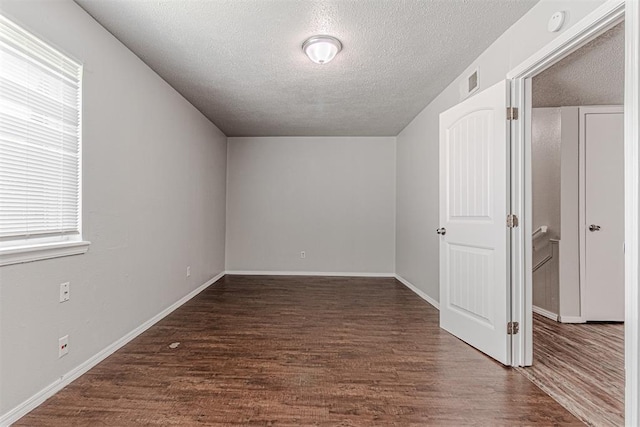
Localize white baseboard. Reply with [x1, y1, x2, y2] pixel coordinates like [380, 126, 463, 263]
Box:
[0, 271, 225, 427]
[558, 315, 586, 324]
[394, 274, 439, 310]
[532, 305, 559, 321]
[225, 270, 395, 277]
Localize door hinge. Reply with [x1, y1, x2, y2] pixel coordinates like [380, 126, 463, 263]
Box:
[507, 321, 520, 335]
[507, 214, 519, 228]
[507, 106, 519, 120]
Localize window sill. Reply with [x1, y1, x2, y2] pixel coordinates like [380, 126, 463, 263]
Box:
[0, 240, 91, 267]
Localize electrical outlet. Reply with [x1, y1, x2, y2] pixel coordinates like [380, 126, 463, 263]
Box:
[300, 251, 306, 259]
[58, 335, 69, 358]
[186, 266, 191, 277]
[59, 282, 70, 303]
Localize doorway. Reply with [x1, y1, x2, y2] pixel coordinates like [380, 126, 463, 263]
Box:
[522, 22, 625, 426]
[437, 0, 639, 421]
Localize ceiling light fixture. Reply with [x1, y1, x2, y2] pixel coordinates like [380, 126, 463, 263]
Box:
[302, 35, 342, 65]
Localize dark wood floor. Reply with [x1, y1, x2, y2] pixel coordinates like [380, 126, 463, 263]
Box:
[517, 314, 624, 427]
[18, 275, 580, 426]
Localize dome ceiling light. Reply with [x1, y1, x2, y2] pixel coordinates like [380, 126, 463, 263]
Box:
[302, 35, 342, 65]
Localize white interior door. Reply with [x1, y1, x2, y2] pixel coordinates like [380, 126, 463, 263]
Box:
[439, 80, 511, 365]
[583, 107, 624, 322]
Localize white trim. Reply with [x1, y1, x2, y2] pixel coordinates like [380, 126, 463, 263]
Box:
[557, 315, 586, 324]
[0, 272, 225, 426]
[225, 270, 395, 277]
[507, 0, 625, 369]
[0, 240, 91, 267]
[394, 274, 440, 310]
[532, 305, 558, 321]
[77, 62, 85, 257]
[509, 75, 533, 367]
[625, 0, 640, 423]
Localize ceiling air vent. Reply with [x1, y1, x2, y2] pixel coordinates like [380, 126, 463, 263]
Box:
[459, 68, 479, 100]
[468, 69, 479, 95]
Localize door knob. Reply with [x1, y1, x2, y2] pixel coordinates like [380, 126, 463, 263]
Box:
[436, 227, 447, 235]
[589, 224, 601, 232]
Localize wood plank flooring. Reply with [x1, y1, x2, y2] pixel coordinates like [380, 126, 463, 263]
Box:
[17, 276, 580, 426]
[517, 314, 624, 426]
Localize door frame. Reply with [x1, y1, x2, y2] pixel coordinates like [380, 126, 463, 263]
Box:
[579, 105, 625, 322]
[507, 0, 640, 423]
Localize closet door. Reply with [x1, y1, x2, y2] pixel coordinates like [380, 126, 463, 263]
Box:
[582, 107, 624, 322]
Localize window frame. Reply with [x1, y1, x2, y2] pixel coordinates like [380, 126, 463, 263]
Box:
[0, 14, 89, 267]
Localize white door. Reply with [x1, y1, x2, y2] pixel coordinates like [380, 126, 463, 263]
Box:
[583, 107, 624, 322]
[439, 80, 511, 365]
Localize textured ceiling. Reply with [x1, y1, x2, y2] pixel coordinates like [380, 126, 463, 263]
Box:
[533, 22, 624, 108]
[75, 0, 538, 136]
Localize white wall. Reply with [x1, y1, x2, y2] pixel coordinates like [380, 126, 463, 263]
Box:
[559, 107, 581, 319]
[395, 0, 607, 301]
[0, 0, 227, 417]
[226, 137, 396, 274]
[531, 108, 561, 314]
[532, 108, 562, 243]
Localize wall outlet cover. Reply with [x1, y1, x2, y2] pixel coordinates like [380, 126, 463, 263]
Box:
[58, 335, 69, 358]
[59, 282, 70, 303]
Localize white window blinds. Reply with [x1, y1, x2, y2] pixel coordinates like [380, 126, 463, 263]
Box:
[0, 15, 82, 241]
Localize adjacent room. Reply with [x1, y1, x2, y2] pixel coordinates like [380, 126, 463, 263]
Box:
[521, 22, 625, 426]
[0, 0, 638, 425]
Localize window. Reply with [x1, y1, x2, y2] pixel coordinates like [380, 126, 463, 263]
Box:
[0, 15, 89, 266]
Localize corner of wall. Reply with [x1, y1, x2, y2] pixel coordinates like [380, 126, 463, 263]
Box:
[392, 136, 398, 275]
[224, 135, 231, 272]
